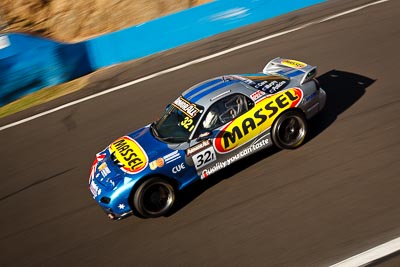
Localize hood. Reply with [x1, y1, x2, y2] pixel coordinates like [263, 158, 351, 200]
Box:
[122, 125, 172, 166]
[93, 126, 180, 189]
[90, 149, 123, 192]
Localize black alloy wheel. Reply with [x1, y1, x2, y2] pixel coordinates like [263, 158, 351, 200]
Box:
[133, 177, 175, 218]
[271, 110, 307, 150]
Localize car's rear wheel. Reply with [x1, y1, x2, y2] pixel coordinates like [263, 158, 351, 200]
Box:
[133, 177, 175, 218]
[271, 110, 307, 149]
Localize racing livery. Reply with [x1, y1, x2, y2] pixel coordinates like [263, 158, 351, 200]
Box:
[89, 57, 327, 219]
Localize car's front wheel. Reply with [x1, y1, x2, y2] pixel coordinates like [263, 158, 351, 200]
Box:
[271, 110, 307, 150]
[133, 177, 175, 218]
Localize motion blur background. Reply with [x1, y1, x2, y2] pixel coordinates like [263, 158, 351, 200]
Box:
[0, 0, 210, 41]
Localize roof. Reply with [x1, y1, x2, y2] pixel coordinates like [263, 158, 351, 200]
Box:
[181, 73, 293, 107]
[182, 77, 244, 107]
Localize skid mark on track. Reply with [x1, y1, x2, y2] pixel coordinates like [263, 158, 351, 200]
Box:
[0, 168, 74, 202]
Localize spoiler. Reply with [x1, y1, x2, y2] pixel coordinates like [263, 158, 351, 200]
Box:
[263, 57, 317, 85]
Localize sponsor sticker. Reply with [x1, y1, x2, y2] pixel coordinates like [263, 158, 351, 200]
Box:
[149, 150, 181, 170]
[202, 139, 268, 179]
[214, 88, 303, 154]
[98, 162, 111, 178]
[149, 158, 164, 170]
[109, 136, 148, 174]
[186, 140, 211, 156]
[281, 59, 307, 69]
[262, 80, 288, 94]
[305, 91, 317, 102]
[240, 75, 289, 94]
[172, 163, 186, 174]
[172, 97, 200, 118]
[250, 90, 266, 101]
[164, 150, 181, 164]
[90, 180, 99, 197]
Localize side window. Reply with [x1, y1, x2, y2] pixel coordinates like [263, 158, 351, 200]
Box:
[196, 94, 253, 136]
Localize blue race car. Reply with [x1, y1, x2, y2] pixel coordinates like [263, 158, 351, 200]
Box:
[89, 57, 326, 219]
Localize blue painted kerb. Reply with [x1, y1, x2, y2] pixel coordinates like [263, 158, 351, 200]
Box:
[0, 0, 325, 106]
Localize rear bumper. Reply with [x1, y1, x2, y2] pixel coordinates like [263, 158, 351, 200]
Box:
[319, 87, 327, 111]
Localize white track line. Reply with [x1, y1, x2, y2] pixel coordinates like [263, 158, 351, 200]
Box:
[329, 237, 400, 267]
[0, 0, 390, 133]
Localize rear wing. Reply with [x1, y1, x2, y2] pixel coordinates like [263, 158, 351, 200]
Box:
[263, 57, 317, 85]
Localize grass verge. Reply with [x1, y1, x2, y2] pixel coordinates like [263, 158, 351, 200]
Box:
[0, 76, 89, 119]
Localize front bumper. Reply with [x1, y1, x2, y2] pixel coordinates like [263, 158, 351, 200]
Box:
[101, 207, 133, 220]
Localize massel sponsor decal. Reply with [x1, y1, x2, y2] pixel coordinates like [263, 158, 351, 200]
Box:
[214, 88, 303, 153]
[109, 136, 148, 174]
[281, 59, 307, 69]
[172, 97, 200, 118]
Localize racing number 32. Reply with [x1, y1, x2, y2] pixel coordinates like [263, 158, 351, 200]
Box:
[181, 117, 195, 132]
[193, 147, 216, 169]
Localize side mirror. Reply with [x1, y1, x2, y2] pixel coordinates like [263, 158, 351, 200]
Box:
[197, 130, 212, 141]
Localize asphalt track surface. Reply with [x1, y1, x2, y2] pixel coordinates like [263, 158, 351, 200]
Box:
[1, 0, 399, 266]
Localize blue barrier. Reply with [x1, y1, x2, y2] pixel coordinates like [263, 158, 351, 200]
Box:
[0, 34, 92, 106]
[86, 0, 325, 69]
[0, 0, 325, 106]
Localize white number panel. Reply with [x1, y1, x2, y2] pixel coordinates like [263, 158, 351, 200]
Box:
[192, 146, 216, 169]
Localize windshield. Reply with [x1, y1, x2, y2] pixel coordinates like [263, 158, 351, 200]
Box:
[151, 96, 204, 143]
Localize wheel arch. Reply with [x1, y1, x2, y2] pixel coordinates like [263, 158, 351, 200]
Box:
[286, 107, 306, 117]
[271, 107, 306, 127]
[127, 174, 178, 209]
[270, 108, 308, 150]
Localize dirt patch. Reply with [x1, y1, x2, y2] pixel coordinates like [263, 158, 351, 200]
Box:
[0, 0, 211, 42]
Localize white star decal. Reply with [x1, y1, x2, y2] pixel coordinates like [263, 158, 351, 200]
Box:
[118, 204, 125, 210]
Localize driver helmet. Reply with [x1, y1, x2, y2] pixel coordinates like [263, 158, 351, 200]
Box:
[202, 109, 218, 129]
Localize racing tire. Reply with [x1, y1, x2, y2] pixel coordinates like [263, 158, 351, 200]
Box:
[271, 110, 307, 150]
[133, 177, 175, 218]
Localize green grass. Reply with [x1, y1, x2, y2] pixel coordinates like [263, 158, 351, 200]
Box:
[0, 76, 89, 119]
